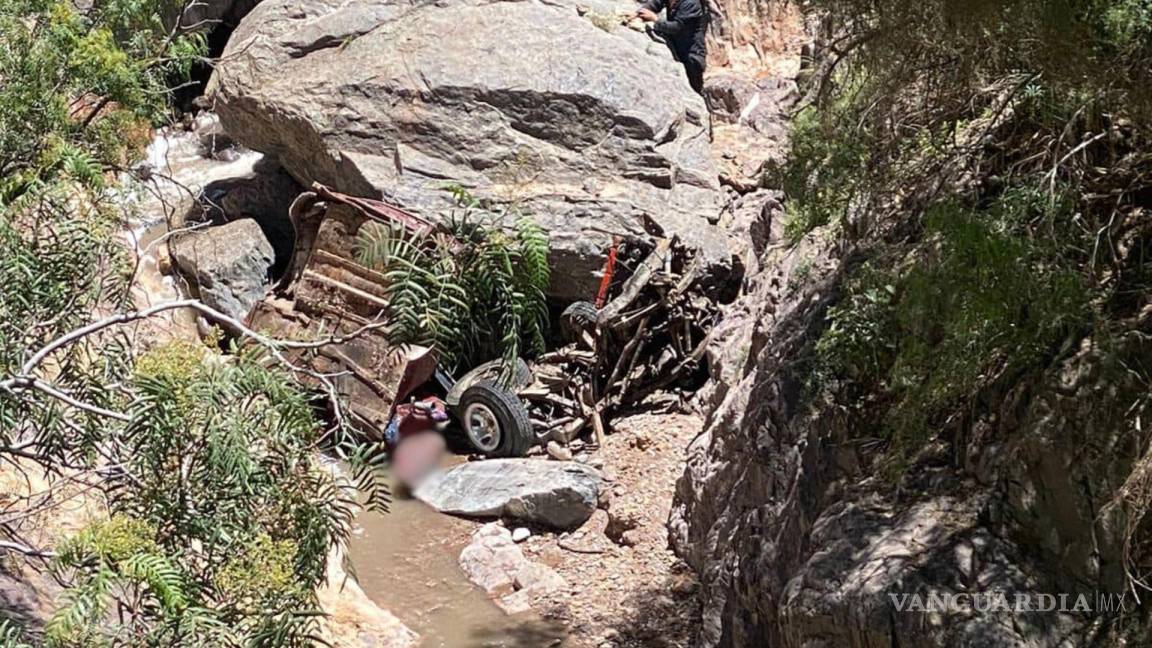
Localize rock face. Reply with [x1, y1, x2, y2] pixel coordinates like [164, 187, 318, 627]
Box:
[669, 224, 1143, 645]
[415, 459, 602, 530]
[706, 73, 798, 190]
[208, 0, 733, 299]
[170, 218, 274, 320]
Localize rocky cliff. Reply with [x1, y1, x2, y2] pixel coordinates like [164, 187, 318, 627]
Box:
[201, 1, 1150, 646]
[669, 227, 1143, 646]
[668, 106, 1147, 648]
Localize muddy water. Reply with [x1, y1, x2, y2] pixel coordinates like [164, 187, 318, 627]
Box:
[347, 491, 568, 648]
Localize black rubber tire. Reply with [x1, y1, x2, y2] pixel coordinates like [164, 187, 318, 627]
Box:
[561, 300, 599, 342]
[445, 358, 532, 407]
[455, 380, 534, 458]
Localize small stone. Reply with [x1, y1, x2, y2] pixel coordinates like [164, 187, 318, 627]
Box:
[512, 527, 531, 543]
[496, 590, 533, 614]
[546, 440, 573, 461]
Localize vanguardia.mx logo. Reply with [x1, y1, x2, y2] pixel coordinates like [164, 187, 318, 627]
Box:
[889, 591, 1132, 613]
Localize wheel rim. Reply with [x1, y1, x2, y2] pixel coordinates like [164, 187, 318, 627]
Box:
[463, 402, 501, 452]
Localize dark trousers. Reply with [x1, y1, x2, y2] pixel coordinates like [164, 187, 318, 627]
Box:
[683, 58, 705, 95]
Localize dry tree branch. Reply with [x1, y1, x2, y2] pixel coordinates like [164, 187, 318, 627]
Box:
[3, 299, 392, 434]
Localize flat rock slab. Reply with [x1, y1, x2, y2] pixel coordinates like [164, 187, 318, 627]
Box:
[415, 459, 602, 530]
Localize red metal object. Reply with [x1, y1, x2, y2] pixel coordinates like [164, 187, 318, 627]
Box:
[310, 182, 463, 254]
[386, 347, 449, 445]
[391, 396, 449, 439]
[595, 237, 620, 309]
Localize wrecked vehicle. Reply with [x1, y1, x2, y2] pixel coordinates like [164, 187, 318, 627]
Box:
[243, 181, 726, 459]
[246, 184, 536, 457]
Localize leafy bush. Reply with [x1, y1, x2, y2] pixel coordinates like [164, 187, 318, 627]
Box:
[814, 277, 896, 386]
[814, 190, 1090, 468]
[356, 188, 551, 374]
[779, 92, 873, 242]
[43, 345, 359, 645]
[0, 2, 387, 644]
[786, 0, 1150, 481]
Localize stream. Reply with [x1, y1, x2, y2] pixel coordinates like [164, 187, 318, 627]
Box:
[348, 489, 567, 647]
[125, 117, 568, 648]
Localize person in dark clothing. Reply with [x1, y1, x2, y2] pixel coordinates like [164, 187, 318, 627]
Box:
[635, 0, 708, 94]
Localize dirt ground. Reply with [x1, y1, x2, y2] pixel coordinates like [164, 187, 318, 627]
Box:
[493, 409, 705, 648]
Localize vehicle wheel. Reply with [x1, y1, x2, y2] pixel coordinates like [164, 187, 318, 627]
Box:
[561, 301, 598, 342]
[445, 358, 532, 407]
[456, 380, 534, 457]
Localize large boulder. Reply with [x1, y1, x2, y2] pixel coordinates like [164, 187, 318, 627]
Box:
[207, 0, 733, 299]
[184, 157, 303, 278]
[414, 459, 602, 530]
[170, 218, 274, 320]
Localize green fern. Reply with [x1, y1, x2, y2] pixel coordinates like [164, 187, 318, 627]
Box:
[356, 190, 551, 375]
[0, 619, 32, 648]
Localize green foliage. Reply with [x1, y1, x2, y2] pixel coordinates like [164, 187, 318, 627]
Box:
[779, 93, 872, 242]
[48, 516, 187, 647]
[215, 534, 305, 615]
[814, 278, 896, 385]
[356, 187, 551, 374]
[785, 0, 1152, 242]
[806, 0, 1152, 114]
[814, 188, 1090, 469]
[0, 2, 381, 646]
[0, 618, 33, 648]
[788, 0, 1152, 485]
[42, 344, 353, 646]
[0, 0, 204, 182]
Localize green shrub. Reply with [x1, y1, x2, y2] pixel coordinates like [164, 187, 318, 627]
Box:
[44, 345, 358, 645]
[356, 187, 551, 374]
[815, 189, 1090, 470]
[780, 98, 872, 242]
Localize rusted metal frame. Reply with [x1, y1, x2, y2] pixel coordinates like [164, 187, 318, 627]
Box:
[311, 249, 392, 287]
[301, 269, 392, 311]
[314, 347, 395, 400]
[311, 182, 436, 236]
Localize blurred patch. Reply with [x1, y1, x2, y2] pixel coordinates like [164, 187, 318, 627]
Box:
[391, 431, 446, 489]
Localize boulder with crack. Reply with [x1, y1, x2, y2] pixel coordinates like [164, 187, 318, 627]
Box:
[415, 459, 602, 530]
[207, 0, 734, 299]
[170, 218, 274, 321]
